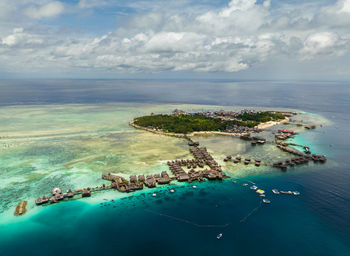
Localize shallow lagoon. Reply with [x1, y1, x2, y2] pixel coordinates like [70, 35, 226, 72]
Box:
[0, 103, 327, 220]
[0, 80, 350, 256]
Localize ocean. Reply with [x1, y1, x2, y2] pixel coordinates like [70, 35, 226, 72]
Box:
[0, 79, 349, 256]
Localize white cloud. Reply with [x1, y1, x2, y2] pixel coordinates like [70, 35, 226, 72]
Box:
[24, 1, 64, 19]
[1, 28, 44, 47]
[0, 0, 350, 77]
[78, 0, 106, 9]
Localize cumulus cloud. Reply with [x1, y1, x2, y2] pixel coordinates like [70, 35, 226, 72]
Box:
[24, 1, 64, 19]
[0, 0, 350, 76]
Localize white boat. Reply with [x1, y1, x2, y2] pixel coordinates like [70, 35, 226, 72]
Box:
[152, 193, 157, 197]
[272, 189, 280, 194]
[217, 233, 223, 240]
[259, 194, 265, 197]
[256, 189, 265, 194]
[243, 183, 248, 186]
[232, 179, 237, 183]
[263, 199, 271, 204]
[192, 185, 197, 189]
[280, 191, 293, 195]
[292, 191, 300, 196]
[170, 189, 175, 193]
[250, 185, 258, 190]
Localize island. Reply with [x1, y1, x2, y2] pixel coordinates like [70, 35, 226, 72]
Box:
[29, 108, 327, 212]
[131, 109, 288, 136]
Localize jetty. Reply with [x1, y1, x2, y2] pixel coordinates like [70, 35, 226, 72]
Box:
[34, 138, 229, 207]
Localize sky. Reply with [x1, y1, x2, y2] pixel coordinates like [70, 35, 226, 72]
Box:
[0, 0, 350, 80]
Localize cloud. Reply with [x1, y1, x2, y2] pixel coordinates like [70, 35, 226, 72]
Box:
[78, 0, 106, 9]
[24, 1, 64, 19]
[0, 0, 350, 77]
[1, 28, 43, 47]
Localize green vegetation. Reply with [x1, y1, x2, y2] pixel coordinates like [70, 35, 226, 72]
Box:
[238, 112, 285, 122]
[133, 114, 259, 134]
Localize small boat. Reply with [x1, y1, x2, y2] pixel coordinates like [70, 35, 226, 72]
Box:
[192, 185, 197, 189]
[250, 185, 258, 190]
[152, 193, 157, 197]
[231, 179, 236, 183]
[170, 189, 175, 193]
[259, 194, 265, 197]
[263, 199, 271, 204]
[217, 233, 223, 240]
[256, 189, 265, 194]
[280, 191, 293, 195]
[292, 191, 300, 196]
[272, 189, 280, 194]
[35, 198, 43, 205]
[243, 183, 248, 186]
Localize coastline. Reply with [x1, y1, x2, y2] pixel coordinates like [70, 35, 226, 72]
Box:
[130, 117, 290, 138]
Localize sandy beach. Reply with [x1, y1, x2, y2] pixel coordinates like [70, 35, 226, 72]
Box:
[130, 117, 290, 138]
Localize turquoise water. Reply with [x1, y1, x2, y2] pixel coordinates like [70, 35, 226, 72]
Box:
[0, 80, 350, 256]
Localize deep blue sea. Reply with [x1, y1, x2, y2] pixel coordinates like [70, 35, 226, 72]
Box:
[1, 80, 350, 256]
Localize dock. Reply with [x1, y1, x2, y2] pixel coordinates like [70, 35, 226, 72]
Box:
[34, 139, 229, 207]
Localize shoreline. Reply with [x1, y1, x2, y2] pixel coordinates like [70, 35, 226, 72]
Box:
[130, 117, 290, 138]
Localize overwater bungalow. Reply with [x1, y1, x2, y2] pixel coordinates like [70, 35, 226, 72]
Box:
[138, 175, 145, 182]
[130, 175, 137, 183]
[82, 189, 91, 197]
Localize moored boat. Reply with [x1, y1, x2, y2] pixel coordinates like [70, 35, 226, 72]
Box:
[217, 233, 223, 240]
[280, 191, 293, 195]
[256, 189, 265, 195]
[272, 189, 280, 194]
[263, 199, 271, 204]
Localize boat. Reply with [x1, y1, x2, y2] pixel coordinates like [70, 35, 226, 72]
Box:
[243, 183, 248, 186]
[232, 179, 236, 183]
[35, 198, 44, 205]
[217, 233, 223, 240]
[256, 189, 265, 194]
[292, 191, 300, 196]
[250, 185, 258, 190]
[263, 199, 271, 204]
[259, 194, 265, 197]
[272, 189, 280, 194]
[192, 185, 197, 189]
[152, 193, 157, 197]
[170, 189, 175, 193]
[280, 191, 293, 195]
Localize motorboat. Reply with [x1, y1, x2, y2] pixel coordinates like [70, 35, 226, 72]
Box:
[250, 185, 258, 190]
[263, 199, 271, 204]
[217, 233, 223, 240]
[280, 191, 293, 195]
[272, 189, 280, 194]
[292, 191, 300, 196]
[256, 189, 265, 194]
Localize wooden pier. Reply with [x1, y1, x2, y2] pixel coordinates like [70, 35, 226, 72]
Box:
[34, 139, 229, 207]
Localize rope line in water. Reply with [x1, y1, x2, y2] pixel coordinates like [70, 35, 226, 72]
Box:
[145, 209, 231, 228]
[239, 201, 262, 223]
